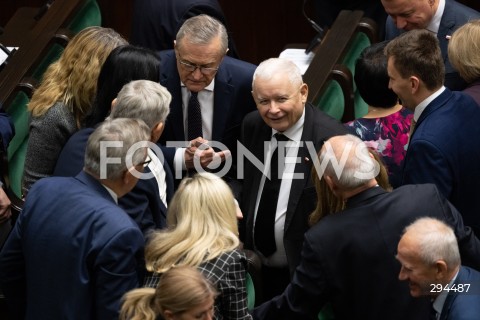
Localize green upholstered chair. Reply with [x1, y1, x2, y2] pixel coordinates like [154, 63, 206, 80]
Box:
[304, 11, 377, 123]
[32, 0, 102, 81]
[246, 272, 255, 311]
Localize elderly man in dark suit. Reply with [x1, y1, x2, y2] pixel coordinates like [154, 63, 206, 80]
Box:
[0, 118, 149, 319]
[385, 29, 480, 236]
[252, 134, 480, 320]
[382, 0, 480, 90]
[157, 14, 257, 180]
[397, 217, 480, 320]
[54, 80, 174, 234]
[232, 58, 347, 301]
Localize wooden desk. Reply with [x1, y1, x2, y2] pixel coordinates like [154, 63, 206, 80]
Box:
[0, 0, 86, 105]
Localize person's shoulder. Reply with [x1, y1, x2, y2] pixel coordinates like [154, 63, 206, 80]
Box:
[448, 0, 480, 16]
[221, 56, 256, 72]
[308, 104, 348, 133]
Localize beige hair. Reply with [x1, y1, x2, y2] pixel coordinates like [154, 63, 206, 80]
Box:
[145, 172, 239, 273]
[120, 266, 217, 320]
[84, 118, 150, 180]
[252, 57, 304, 89]
[402, 217, 461, 269]
[309, 147, 391, 225]
[28, 27, 127, 127]
[108, 80, 171, 130]
[175, 14, 228, 54]
[448, 19, 480, 83]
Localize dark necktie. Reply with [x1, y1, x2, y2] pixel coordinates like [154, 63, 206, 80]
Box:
[254, 133, 289, 257]
[187, 91, 202, 141]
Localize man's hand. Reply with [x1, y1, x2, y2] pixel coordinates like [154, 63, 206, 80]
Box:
[0, 188, 12, 223]
[184, 137, 230, 170]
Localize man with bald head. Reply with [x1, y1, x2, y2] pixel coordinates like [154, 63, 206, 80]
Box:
[252, 134, 480, 320]
[381, 0, 480, 90]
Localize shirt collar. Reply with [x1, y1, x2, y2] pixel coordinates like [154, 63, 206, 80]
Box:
[271, 107, 305, 142]
[427, 0, 445, 34]
[432, 269, 459, 316]
[414, 86, 445, 121]
[102, 184, 118, 204]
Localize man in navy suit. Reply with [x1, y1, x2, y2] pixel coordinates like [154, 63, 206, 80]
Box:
[0, 118, 150, 319]
[252, 134, 480, 320]
[54, 80, 174, 234]
[233, 58, 347, 301]
[130, 0, 239, 58]
[382, 0, 480, 90]
[0, 108, 14, 246]
[385, 30, 480, 236]
[397, 217, 480, 320]
[157, 14, 257, 180]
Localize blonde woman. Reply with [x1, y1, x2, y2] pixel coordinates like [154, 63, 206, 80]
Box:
[144, 172, 251, 320]
[121, 266, 217, 320]
[448, 19, 480, 106]
[22, 26, 127, 195]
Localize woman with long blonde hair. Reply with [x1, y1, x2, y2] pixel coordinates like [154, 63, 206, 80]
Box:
[144, 172, 251, 320]
[121, 266, 217, 320]
[22, 26, 126, 195]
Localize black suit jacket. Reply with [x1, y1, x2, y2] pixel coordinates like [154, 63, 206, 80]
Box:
[253, 184, 480, 320]
[131, 0, 239, 57]
[235, 103, 347, 274]
[53, 128, 174, 233]
[157, 50, 257, 176]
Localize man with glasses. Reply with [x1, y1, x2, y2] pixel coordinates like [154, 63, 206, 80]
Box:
[157, 14, 257, 182]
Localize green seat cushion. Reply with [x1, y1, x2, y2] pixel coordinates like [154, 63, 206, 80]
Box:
[6, 92, 30, 159]
[68, 0, 102, 33]
[316, 80, 345, 121]
[8, 138, 28, 199]
[246, 272, 255, 311]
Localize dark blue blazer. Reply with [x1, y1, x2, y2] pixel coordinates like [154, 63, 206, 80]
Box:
[234, 103, 347, 274]
[252, 184, 480, 320]
[54, 128, 174, 232]
[0, 171, 145, 319]
[401, 89, 480, 236]
[385, 0, 480, 90]
[130, 0, 239, 58]
[440, 266, 480, 320]
[157, 49, 257, 173]
[0, 109, 14, 151]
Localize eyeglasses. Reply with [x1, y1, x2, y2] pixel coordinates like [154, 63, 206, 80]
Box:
[178, 59, 219, 76]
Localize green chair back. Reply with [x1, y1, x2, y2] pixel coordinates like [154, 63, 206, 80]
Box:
[246, 272, 255, 311]
[6, 92, 30, 199]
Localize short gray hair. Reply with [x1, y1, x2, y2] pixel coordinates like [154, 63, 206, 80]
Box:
[252, 58, 303, 89]
[84, 118, 150, 180]
[403, 217, 461, 269]
[108, 80, 171, 130]
[319, 134, 378, 190]
[176, 14, 228, 54]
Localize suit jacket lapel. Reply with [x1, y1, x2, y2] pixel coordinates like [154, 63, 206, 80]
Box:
[161, 51, 186, 141]
[416, 89, 452, 130]
[284, 106, 315, 231]
[438, 1, 456, 63]
[212, 67, 234, 142]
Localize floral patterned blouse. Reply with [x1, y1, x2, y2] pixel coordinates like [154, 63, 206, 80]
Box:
[344, 107, 413, 188]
